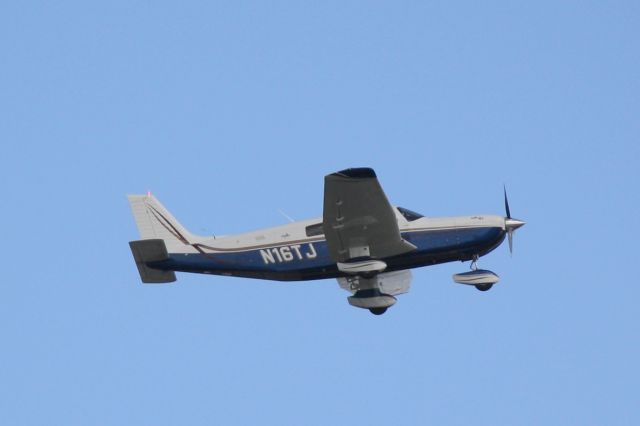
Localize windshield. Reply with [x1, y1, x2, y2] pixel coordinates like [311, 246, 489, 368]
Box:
[397, 207, 424, 221]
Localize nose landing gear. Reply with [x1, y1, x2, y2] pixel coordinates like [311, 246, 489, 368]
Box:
[470, 254, 479, 271]
[474, 283, 493, 291]
[452, 255, 500, 291]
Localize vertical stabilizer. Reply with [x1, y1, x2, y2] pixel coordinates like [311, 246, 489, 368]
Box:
[127, 194, 196, 252]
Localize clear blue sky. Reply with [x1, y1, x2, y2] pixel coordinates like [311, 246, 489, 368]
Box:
[1, 2, 638, 425]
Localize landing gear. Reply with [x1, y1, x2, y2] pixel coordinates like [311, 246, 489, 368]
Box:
[475, 284, 493, 292]
[453, 255, 500, 290]
[469, 255, 494, 291]
[470, 254, 479, 271]
[346, 276, 397, 314]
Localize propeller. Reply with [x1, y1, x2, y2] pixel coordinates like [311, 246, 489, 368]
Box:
[503, 186, 525, 254]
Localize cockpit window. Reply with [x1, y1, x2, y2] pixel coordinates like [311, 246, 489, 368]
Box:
[305, 223, 324, 237]
[397, 207, 424, 221]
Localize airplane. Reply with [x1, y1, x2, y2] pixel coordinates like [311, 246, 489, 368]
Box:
[128, 167, 525, 315]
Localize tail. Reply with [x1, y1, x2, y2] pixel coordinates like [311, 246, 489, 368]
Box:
[127, 193, 199, 284]
[127, 193, 197, 252]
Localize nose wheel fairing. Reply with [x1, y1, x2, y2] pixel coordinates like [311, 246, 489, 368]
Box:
[452, 269, 500, 286]
[453, 253, 500, 291]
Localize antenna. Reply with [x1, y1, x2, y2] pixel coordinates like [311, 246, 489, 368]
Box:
[278, 209, 295, 223]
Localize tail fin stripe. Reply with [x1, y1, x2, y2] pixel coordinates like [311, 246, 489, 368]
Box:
[147, 204, 190, 245]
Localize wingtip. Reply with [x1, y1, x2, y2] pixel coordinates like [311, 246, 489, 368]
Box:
[332, 167, 377, 179]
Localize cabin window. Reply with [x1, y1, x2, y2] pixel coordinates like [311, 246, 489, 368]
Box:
[305, 223, 324, 237]
[397, 207, 424, 221]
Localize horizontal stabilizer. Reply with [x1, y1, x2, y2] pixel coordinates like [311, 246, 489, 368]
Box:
[129, 239, 176, 283]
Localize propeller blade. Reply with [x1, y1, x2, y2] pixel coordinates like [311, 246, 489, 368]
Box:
[503, 187, 524, 255]
[504, 185, 511, 219]
[508, 229, 513, 255]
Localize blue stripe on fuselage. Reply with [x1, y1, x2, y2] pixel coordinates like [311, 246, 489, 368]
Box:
[154, 226, 505, 281]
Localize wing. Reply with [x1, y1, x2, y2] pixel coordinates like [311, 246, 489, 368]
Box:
[322, 168, 416, 262]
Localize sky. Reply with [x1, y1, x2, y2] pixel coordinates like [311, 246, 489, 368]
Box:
[1, 1, 639, 425]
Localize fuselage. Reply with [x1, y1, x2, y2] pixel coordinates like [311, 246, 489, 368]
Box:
[149, 208, 507, 282]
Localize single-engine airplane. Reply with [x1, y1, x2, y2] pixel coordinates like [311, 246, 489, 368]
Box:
[128, 168, 525, 315]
